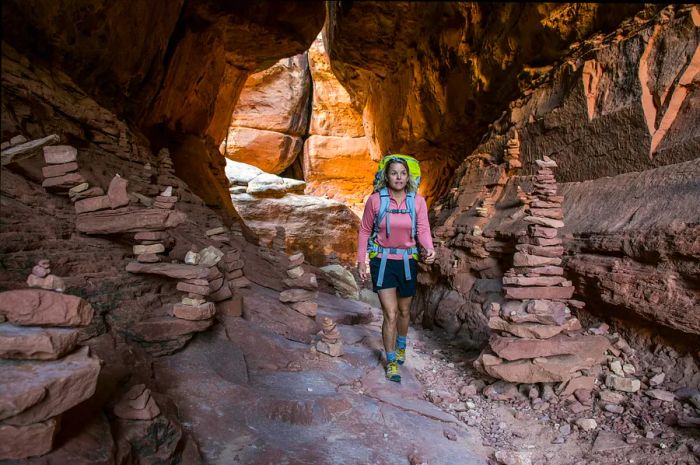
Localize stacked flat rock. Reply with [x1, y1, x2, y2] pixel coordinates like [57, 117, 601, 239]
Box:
[26, 259, 65, 292]
[74, 174, 129, 214]
[503, 129, 522, 170]
[173, 246, 224, 321]
[229, 221, 244, 238]
[280, 252, 318, 318]
[152, 185, 177, 210]
[221, 248, 251, 289]
[476, 156, 608, 384]
[206, 225, 230, 244]
[113, 384, 161, 421]
[271, 226, 287, 253]
[41, 145, 85, 192]
[132, 187, 176, 262]
[0, 289, 100, 460]
[156, 148, 180, 188]
[316, 317, 343, 357]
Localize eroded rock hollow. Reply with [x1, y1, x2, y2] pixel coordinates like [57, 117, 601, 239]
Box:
[1, 2, 699, 464]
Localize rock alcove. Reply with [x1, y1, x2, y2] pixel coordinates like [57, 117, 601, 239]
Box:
[1, 2, 699, 464]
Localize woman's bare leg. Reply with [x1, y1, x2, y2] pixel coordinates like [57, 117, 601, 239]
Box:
[397, 296, 412, 337]
[377, 288, 399, 355]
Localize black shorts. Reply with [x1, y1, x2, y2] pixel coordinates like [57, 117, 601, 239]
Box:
[370, 257, 418, 297]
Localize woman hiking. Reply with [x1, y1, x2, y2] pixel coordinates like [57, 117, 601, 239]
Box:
[357, 155, 435, 382]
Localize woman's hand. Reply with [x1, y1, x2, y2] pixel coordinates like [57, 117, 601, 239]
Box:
[358, 262, 370, 282]
[421, 249, 436, 265]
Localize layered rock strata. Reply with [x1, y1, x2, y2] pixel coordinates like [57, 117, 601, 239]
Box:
[0, 290, 100, 460]
[476, 157, 608, 384]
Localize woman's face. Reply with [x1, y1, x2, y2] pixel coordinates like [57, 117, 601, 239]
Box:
[387, 162, 408, 191]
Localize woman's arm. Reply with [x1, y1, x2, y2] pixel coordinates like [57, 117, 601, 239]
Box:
[415, 195, 434, 251]
[357, 194, 377, 265]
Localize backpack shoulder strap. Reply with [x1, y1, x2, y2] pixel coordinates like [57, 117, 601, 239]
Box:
[374, 188, 392, 238]
[406, 191, 417, 240]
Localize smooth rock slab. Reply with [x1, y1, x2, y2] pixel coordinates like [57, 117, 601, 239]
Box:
[0, 324, 79, 360]
[125, 262, 209, 280]
[490, 334, 609, 361]
[512, 252, 562, 267]
[479, 352, 598, 383]
[0, 290, 94, 326]
[504, 285, 574, 300]
[43, 145, 77, 164]
[76, 207, 187, 234]
[0, 347, 100, 425]
[128, 317, 213, 342]
[0, 417, 58, 460]
[42, 172, 85, 190]
[42, 161, 78, 178]
[488, 316, 566, 339]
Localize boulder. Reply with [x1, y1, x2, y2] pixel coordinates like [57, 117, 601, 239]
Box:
[223, 127, 303, 175]
[0, 346, 100, 425]
[0, 290, 94, 327]
[224, 159, 263, 186]
[0, 417, 58, 460]
[320, 264, 360, 299]
[246, 172, 306, 197]
[231, 192, 359, 266]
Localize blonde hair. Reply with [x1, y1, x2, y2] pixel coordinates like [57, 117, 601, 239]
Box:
[374, 157, 418, 193]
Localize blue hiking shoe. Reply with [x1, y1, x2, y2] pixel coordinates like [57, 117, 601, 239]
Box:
[385, 361, 401, 383]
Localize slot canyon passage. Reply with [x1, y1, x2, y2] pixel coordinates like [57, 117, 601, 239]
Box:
[0, 1, 699, 464]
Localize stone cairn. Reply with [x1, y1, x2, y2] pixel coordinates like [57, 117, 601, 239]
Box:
[0, 288, 100, 460]
[40, 145, 86, 193]
[74, 173, 130, 215]
[132, 186, 177, 264]
[271, 225, 287, 253]
[112, 384, 160, 421]
[503, 128, 522, 170]
[176, 246, 224, 321]
[26, 259, 65, 292]
[279, 252, 319, 318]
[316, 317, 344, 357]
[476, 156, 608, 385]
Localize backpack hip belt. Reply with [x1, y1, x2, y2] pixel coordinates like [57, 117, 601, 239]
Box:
[368, 243, 418, 287]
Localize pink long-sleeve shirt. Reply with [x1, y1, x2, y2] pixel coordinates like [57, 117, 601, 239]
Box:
[357, 191, 434, 263]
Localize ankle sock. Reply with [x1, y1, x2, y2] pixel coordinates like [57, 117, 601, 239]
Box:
[386, 351, 397, 363]
[396, 335, 407, 349]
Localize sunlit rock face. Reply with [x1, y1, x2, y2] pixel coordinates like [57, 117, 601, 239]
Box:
[221, 53, 311, 174]
[325, 2, 651, 203]
[419, 5, 700, 347]
[2, 0, 325, 217]
[304, 33, 373, 215]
